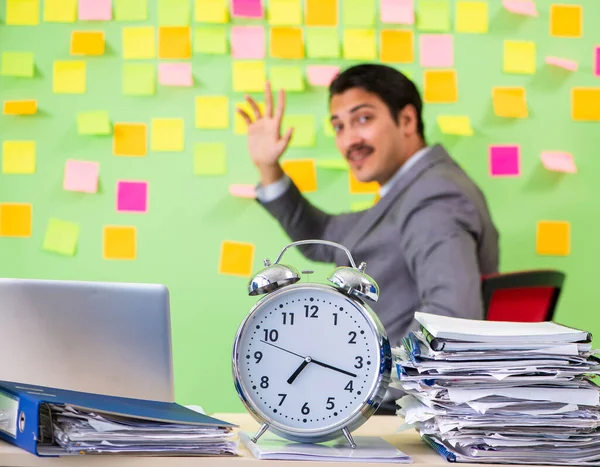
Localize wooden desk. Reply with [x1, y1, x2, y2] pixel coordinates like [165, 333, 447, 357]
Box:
[0, 413, 483, 466]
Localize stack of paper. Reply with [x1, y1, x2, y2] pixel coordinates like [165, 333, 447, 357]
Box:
[392, 312, 600, 465]
[45, 405, 238, 456]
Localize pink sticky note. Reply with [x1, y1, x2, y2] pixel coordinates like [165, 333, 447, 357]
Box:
[545, 56, 578, 72]
[489, 145, 520, 177]
[595, 47, 600, 77]
[381, 0, 414, 24]
[79, 0, 112, 20]
[503, 0, 537, 17]
[158, 63, 193, 87]
[306, 65, 340, 86]
[231, 26, 265, 59]
[116, 180, 148, 212]
[232, 0, 263, 18]
[229, 184, 256, 199]
[420, 34, 453, 68]
[541, 151, 577, 174]
[63, 160, 99, 193]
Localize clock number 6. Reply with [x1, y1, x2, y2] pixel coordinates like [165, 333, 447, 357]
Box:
[301, 402, 310, 415]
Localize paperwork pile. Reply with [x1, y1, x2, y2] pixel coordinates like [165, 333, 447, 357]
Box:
[392, 312, 600, 465]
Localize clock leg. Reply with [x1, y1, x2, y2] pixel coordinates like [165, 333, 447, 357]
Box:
[250, 423, 270, 443]
[342, 427, 357, 449]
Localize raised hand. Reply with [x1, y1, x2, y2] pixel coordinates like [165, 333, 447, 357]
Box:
[236, 81, 294, 185]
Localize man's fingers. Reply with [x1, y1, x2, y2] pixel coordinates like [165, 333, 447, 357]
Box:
[245, 95, 262, 120]
[274, 88, 286, 127]
[236, 108, 252, 125]
[265, 81, 273, 118]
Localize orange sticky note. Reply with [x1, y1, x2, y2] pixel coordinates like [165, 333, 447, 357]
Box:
[349, 172, 379, 194]
[0, 203, 32, 237]
[305, 0, 337, 25]
[492, 87, 528, 118]
[158, 26, 191, 59]
[70, 31, 105, 55]
[536, 221, 570, 256]
[281, 159, 317, 193]
[103, 226, 137, 260]
[3, 100, 37, 115]
[423, 69, 457, 103]
[270, 27, 304, 59]
[380, 30, 414, 63]
[219, 240, 255, 276]
[571, 88, 600, 121]
[550, 4, 582, 38]
[113, 123, 147, 156]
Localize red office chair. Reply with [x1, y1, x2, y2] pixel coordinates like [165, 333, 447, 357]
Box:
[481, 270, 565, 322]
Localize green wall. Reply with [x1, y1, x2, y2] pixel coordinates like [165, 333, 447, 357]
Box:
[0, 0, 599, 412]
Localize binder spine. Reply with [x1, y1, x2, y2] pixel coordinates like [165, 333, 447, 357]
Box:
[421, 434, 456, 462]
[0, 389, 39, 456]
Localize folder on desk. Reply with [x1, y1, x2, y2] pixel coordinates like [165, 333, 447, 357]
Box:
[0, 380, 238, 457]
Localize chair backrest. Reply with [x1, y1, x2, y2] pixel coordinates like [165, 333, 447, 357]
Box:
[482, 270, 565, 322]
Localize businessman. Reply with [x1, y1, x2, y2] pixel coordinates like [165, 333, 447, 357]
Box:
[237, 64, 500, 413]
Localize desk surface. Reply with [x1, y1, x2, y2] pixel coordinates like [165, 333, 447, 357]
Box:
[0, 412, 542, 467]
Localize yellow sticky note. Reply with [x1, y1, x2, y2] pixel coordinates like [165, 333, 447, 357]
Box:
[234, 100, 265, 134]
[53, 60, 86, 94]
[536, 221, 570, 256]
[492, 87, 528, 118]
[349, 172, 378, 194]
[151, 118, 184, 152]
[550, 4, 582, 38]
[70, 31, 105, 56]
[436, 115, 473, 136]
[122, 63, 156, 96]
[455, 1, 487, 34]
[0, 203, 32, 237]
[268, 0, 301, 25]
[282, 159, 317, 193]
[43, 0, 76, 22]
[122, 27, 156, 59]
[305, 0, 337, 26]
[270, 27, 304, 59]
[194, 0, 228, 23]
[3, 100, 37, 115]
[1, 52, 35, 77]
[232, 61, 266, 92]
[423, 70, 457, 103]
[343, 29, 376, 60]
[282, 115, 316, 147]
[43, 218, 80, 256]
[571, 88, 600, 121]
[103, 226, 137, 260]
[219, 240, 255, 276]
[380, 30, 414, 63]
[7, 0, 39, 25]
[196, 96, 229, 128]
[270, 66, 304, 91]
[2, 141, 35, 174]
[113, 123, 147, 156]
[503, 40, 536, 75]
[158, 26, 191, 59]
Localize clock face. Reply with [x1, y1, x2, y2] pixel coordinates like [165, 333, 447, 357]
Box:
[234, 284, 383, 434]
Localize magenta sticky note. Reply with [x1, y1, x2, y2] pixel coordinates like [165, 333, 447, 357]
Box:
[545, 56, 578, 72]
[158, 63, 193, 87]
[306, 65, 340, 86]
[489, 145, 520, 177]
[231, 26, 265, 59]
[116, 180, 148, 212]
[79, 0, 112, 20]
[503, 0, 537, 17]
[541, 151, 577, 174]
[420, 34, 453, 68]
[63, 160, 99, 193]
[381, 0, 414, 24]
[229, 184, 256, 199]
[232, 0, 263, 18]
[595, 47, 600, 77]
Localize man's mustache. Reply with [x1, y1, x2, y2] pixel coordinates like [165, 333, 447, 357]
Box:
[346, 144, 374, 158]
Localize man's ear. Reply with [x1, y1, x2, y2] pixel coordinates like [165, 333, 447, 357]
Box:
[398, 105, 418, 135]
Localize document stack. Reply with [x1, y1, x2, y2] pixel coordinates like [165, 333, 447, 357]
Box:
[392, 312, 600, 465]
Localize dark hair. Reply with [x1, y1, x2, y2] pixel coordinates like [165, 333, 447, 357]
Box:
[329, 64, 425, 139]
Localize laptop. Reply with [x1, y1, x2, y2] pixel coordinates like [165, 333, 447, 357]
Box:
[0, 278, 174, 402]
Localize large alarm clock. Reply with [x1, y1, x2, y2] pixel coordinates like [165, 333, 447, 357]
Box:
[232, 239, 392, 448]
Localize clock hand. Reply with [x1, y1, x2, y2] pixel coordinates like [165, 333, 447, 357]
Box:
[310, 359, 357, 378]
[260, 340, 305, 359]
[287, 357, 312, 385]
